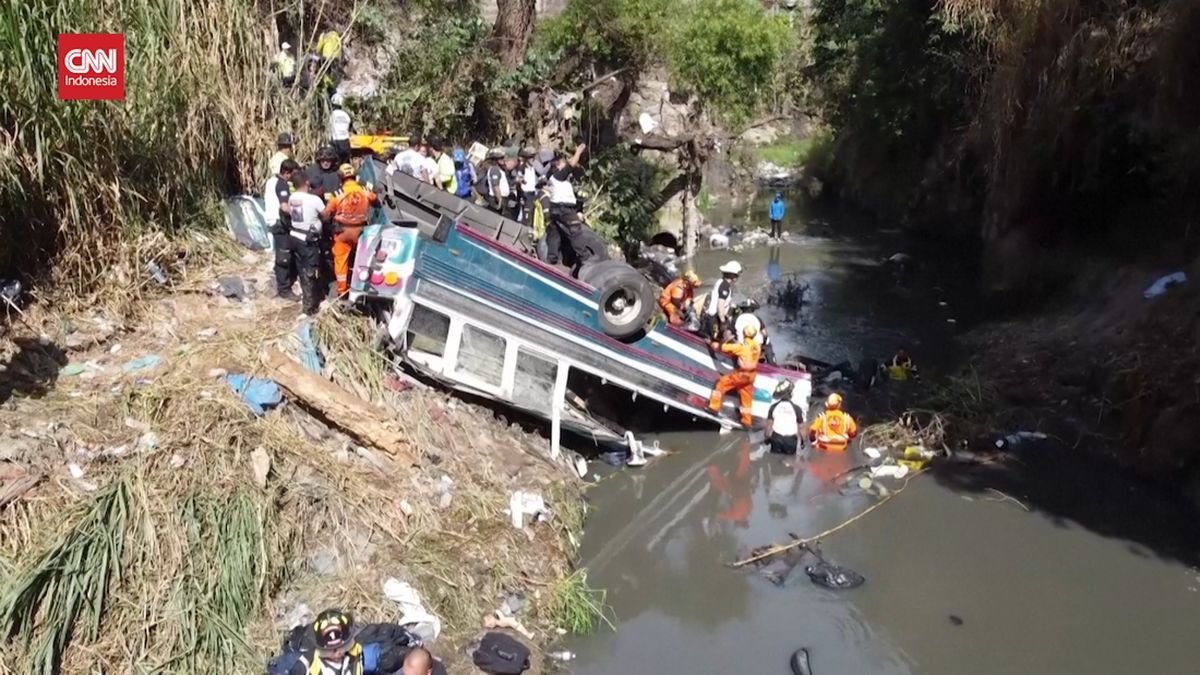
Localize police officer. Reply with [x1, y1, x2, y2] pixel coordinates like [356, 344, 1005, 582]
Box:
[264, 159, 300, 299]
[286, 172, 328, 316]
[546, 143, 590, 269]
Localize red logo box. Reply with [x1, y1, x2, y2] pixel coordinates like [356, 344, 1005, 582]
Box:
[57, 34, 125, 101]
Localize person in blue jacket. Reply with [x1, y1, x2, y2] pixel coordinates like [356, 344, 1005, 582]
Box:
[769, 192, 786, 239]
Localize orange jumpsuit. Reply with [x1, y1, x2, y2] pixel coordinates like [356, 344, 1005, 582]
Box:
[808, 409, 858, 452]
[322, 179, 378, 296]
[658, 278, 694, 326]
[708, 340, 761, 426]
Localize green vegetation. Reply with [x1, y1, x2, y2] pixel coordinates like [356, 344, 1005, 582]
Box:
[807, 0, 1200, 252]
[0, 0, 333, 299]
[755, 130, 833, 171]
[580, 148, 668, 256]
[547, 570, 612, 635]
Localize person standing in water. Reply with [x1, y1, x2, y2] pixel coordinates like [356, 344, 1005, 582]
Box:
[768, 191, 786, 239]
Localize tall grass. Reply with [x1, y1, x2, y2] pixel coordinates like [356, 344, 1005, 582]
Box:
[0, 0, 334, 303]
[0, 478, 133, 675]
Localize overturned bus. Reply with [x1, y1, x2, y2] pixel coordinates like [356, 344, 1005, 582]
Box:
[348, 158, 811, 455]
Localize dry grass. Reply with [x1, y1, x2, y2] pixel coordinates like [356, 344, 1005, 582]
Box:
[0, 241, 589, 672]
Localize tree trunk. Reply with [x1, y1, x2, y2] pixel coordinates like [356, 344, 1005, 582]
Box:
[683, 182, 698, 261]
[491, 0, 537, 69]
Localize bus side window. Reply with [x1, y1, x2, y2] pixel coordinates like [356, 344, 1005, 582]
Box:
[513, 349, 556, 411]
[408, 305, 451, 356]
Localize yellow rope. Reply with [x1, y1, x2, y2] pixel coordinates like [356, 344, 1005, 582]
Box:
[731, 470, 924, 568]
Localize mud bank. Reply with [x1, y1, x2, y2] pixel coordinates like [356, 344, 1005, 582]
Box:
[0, 243, 589, 673]
[924, 256, 1200, 505]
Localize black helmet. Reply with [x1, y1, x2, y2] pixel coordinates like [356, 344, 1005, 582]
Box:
[317, 145, 337, 162]
[313, 609, 353, 650]
[277, 132, 295, 148]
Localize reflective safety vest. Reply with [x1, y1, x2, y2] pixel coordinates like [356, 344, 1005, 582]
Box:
[810, 410, 857, 452]
[298, 642, 371, 675]
[531, 199, 546, 240]
[317, 31, 342, 60]
[324, 180, 377, 227]
[721, 340, 761, 372]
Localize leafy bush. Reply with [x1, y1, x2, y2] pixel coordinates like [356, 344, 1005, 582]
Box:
[579, 148, 668, 254]
[666, 0, 793, 125]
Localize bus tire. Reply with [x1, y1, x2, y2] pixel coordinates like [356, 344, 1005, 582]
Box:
[596, 270, 655, 340]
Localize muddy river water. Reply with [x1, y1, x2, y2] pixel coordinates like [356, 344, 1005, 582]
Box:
[567, 192, 1200, 674]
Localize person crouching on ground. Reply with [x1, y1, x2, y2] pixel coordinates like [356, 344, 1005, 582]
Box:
[322, 163, 378, 298]
[809, 393, 858, 452]
[887, 348, 919, 381]
[765, 379, 807, 455]
[286, 172, 327, 317]
[708, 323, 762, 427]
[288, 609, 361, 674]
[659, 270, 701, 326]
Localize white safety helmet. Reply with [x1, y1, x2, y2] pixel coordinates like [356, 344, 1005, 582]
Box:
[281, 41, 291, 50]
[719, 261, 743, 276]
[330, 92, 345, 106]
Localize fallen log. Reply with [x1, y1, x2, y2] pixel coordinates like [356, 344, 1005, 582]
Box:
[0, 473, 42, 509]
[260, 348, 417, 466]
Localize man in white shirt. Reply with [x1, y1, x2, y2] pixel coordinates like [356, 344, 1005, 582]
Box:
[387, 135, 426, 179]
[517, 147, 538, 224]
[478, 148, 511, 214]
[264, 159, 300, 300]
[765, 376, 810, 456]
[286, 172, 329, 316]
[703, 260, 740, 339]
[732, 299, 776, 364]
[328, 93, 352, 163]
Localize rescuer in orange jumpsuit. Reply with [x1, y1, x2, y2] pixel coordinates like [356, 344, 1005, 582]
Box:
[808, 393, 858, 452]
[322, 164, 378, 297]
[708, 324, 762, 427]
[658, 270, 701, 326]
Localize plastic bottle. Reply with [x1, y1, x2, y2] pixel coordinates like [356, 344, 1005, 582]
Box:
[146, 261, 167, 285]
[549, 651, 575, 662]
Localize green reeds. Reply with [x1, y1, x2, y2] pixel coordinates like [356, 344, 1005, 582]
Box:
[0, 477, 133, 675]
[547, 569, 611, 635]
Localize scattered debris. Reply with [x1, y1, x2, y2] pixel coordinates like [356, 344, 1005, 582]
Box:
[1143, 271, 1186, 299]
[122, 354, 164, 373]
[437, 475, 454, 509]
[295, 322, 322, 374]
[216, 276, 249, 300]
[226, 374, 283, 416]
[508, 490, 547, 530]
[383, 578, 441, 643]
[483, 611, 535, 640]
[60, 363, 87, 377]
[146, 261, 168, 285]
[250, 446, 271, 488]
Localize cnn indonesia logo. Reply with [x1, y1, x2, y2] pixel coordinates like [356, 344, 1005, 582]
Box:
[57, 34, 124, 100]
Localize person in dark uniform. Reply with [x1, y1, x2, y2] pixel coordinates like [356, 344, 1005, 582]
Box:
[264, 159, 300, 299]
[306, 145, 341, 297]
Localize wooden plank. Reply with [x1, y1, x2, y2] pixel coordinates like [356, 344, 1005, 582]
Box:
[260, 348, 417, 466]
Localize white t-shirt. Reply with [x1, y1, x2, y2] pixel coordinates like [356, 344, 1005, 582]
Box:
[734, 312, 764, 346]
[520, 165, 537, 193]
[329, 109, 351, 141]
[287, 191, 326, 240]
[548, 166, 576, 205]
[768, 399, 803, 437]
[422, 156, 438, 184]
[268, 151, 289, 178]
[389, 148, 425, 177]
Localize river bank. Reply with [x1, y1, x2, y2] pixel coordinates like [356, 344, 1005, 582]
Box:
[927, 254, 1200, 506]
[0, 238, 590, 672]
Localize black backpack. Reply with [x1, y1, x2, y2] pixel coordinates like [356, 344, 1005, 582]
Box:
[265, 622, 421, 675]
[471, 632, 530, 674]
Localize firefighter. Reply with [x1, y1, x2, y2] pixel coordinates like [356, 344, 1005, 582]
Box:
[658, 271, 701, 326]
[809, 393, 858, 452]
[707, 323, 762, 427]
[322, 163, 378, 297]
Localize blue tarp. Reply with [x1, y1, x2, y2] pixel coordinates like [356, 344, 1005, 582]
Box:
[226, 374, 282, 415]
[296, 322, 322, 374]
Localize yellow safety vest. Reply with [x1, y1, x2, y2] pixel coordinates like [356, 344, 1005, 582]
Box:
[302, 644, 363, 675]
[532, 199, 546, 240]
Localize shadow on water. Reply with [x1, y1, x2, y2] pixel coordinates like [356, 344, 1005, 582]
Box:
[930, 443, 1200, 568]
